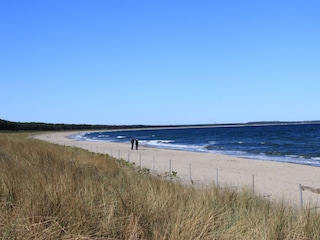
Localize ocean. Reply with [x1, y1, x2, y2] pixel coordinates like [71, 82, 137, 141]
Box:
[72, 123, 320, 167]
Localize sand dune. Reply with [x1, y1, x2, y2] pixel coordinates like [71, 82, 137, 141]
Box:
[34, 131, 320, 207]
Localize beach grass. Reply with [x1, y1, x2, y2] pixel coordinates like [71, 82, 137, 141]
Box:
[1, 133, 320, 239]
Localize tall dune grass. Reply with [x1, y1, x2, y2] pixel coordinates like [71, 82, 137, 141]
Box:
[1, 133, 320, 239]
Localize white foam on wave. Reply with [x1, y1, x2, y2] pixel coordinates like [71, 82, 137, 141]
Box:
[155, 140, 174, 144]
[204, 149, 320, 167]
[98, 134, 109, 138]
[240, 153, 320, 167]
[69, 133, 93, 141]
[140, 139, 174, 147]
[69, 134, 86, 141]
[116, 136, 126, 139]
[141, 139, 205, 152]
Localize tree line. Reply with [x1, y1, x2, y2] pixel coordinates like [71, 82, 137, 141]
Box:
[0, 119, 147, 131]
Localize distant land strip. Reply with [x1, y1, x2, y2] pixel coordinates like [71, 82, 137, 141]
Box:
[1, 118, 320, 131]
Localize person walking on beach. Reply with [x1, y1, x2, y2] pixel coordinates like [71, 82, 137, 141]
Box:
[131, 138, 134, 150]
[135, 139, 139, 150]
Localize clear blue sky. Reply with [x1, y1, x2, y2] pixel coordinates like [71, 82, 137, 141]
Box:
[1, 1, 319, 125]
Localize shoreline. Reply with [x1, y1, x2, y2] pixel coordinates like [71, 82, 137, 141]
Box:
[74, 127, 320, 168]
[34, 131, 320, 207]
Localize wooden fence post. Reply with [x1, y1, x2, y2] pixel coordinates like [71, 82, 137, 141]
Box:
[152, 156, 155, 171]
[299, 184, 303, 208]
[216, 168, 219, 187]
[252, 174, 255, 194]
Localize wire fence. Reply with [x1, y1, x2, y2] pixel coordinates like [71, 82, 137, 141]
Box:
[54, 139, 320, 209]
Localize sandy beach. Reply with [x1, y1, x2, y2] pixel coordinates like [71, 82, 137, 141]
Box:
[34, 131, 320, 207]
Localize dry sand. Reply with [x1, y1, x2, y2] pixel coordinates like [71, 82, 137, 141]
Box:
[34, 131, 320, 207]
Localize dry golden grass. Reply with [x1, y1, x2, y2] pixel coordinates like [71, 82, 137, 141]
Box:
[1, 132, 320, 239]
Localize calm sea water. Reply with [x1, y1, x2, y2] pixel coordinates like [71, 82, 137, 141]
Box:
[73, 124, 320, 167]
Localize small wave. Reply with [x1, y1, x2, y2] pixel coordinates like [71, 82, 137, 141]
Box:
[154, 140, 174, 144]
[69, 133, 104, 142]
[116, 136, 126, 139]
[98, 134, 109, 138]
[157, 140, 174, 144]
[69, 133, 85, 141]
[140, 139, 174, 145]
[286, 154, 300, 158]
[141, 140, 206, 152]
[141, 140, 174, 146]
